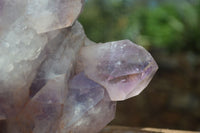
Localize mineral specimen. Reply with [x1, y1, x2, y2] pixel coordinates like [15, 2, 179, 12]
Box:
[0, 17, 48, 120]
[58, 73, 116, 133]
[80, 40, 158, 101]
[0, 0, 158, 133]
[8, 75, 66, 133]
[26, 0, 84, 33]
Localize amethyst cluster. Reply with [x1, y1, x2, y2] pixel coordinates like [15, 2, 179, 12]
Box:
[0, 0, 158, 133]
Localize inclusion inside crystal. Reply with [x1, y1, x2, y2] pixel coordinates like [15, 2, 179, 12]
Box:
[0, 0, 158, 132]
[80, 40, 158, 101]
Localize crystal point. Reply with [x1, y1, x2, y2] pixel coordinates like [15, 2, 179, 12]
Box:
[26, 0, 84, 33]
[0, 0, 158, 132]
[7, 75, 66, 133]
[80, 40, 158, 101]
[58, 73, 116, 133]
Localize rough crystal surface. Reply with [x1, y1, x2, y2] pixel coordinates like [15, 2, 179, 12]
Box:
[0, 20, 85, 120]
[26, 0, 84, 33]
[0, 0, 158, 132]
[0, 0, 27, 35]
[0, 17, 48, 120]
[58, 73, 116, 133]
[0, 0, 84, 34]
[8, 75, 66, 133]
[80, 40, 158, 101]
[4, 22, 87, 133]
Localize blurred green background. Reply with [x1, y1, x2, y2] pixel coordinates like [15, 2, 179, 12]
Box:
[79, 0, 200, 131]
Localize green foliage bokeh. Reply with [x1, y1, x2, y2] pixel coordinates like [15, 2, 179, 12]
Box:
[79, 0, 200, 53]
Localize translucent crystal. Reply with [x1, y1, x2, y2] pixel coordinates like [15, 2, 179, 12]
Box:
[0, 0, 158, 132]
[0, 18, 48, 119]
[8, 75, 66, 133]
[80, 40, 158, 101]
[0, 21, 85, 121]
[5, 22, 87, 133]
[0, 0, 84, 34]
[0, 0, 27, 35]
[26, 0, 84, 33]
[57, 73, 116, 133]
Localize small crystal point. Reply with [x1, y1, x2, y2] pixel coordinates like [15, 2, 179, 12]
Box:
[6, 75, 66, 133]
[26, 0, 84, 33]
[58, 73, 116, 133]
[80, 40, 158, 101]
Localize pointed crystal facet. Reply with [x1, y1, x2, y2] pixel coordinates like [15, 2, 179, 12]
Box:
[0, 21, 86, 130]
[80, 40, 158, 101]
[7, 75, 66, 133]
[26, 0, 84, 33]
[0, 17, 48, 119]
[57, 73, 116, 133]
[0, 0, 159, 131]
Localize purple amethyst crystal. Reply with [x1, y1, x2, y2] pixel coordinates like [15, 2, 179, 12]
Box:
[57, 73, 116, 133]
[8, 75, 66, 133]
[80, 40, 158, 101]
[0, 0, 158, 132]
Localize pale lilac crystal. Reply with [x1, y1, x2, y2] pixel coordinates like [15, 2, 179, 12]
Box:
[57, 73, 116, 133]
[0, 18, 48, 119]
[26, 0, 84, 33]
[65, 92, 116, 133]
[0, 0, 84, 34]
[7, 75, 66, 133]
[30, 21, 85, 97]
[6, 20, 86, 132]
[80, 40, 158, 101]
[0, 0, 27, 35]
[0, 0, 158, 132]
